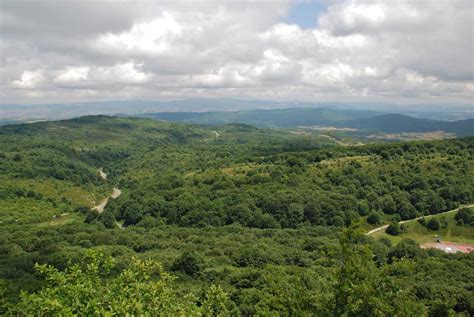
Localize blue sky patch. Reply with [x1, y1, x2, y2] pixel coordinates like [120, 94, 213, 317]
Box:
[284, 1, 328, 29]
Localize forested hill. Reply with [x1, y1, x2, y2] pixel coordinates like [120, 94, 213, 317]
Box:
[139, 107, 382, 127]
[0, 115, 335, 224]
[344, 114, 474, 135]
[1, 115, 473, 315]
[139, 107, 474, 136]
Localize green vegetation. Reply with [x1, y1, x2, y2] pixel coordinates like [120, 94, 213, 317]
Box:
[141, 107, 381, 127]
[427, 218, 441, 231]
[367, 211, 382, 225]
[455, 207, 474, 226]
[141, 108, 474, 136]
[345, 113, 474, 135]
[374, 210, 474, 246]
[1, 116, 473, 315]
[106, 134, 472, 229]
[6, 249, 232, 316]
[386, 222, 403, 236]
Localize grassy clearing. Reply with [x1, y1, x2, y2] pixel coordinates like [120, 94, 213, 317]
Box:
[372, 212, 474, 245]
[36, 213, 82, 227]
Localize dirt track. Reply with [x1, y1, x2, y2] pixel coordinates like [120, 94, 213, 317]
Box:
[91, 168, 121, 213]
[366, 204, 474, 235]
[98, 168, 107, 180]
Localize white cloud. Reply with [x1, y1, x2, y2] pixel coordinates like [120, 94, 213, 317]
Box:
[53, 63, 151, 88]
[1, 0, 472, 104]
[11, 70, 44, 89]
[96, 12, 184, 57]
[54, 66, 90, 84]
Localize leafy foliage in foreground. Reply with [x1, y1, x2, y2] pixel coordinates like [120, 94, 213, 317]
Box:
[6, 250, 231, 316]
[4, 230, 473, 316]
[1, 222, 473, 315]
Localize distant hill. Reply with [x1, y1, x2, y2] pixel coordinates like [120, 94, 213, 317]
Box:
[139, 107, 383, 127]
[343, 114, 474, 136]
[2, 99, 472, 124]
[140, 108, 474, 136]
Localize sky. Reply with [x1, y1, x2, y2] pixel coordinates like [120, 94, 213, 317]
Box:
[0, 0, 473, 105]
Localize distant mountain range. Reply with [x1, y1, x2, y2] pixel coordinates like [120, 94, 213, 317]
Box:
[139, 108, 474, 136]
[343, 114, 474, 135]
[1, 99, 472, 135]
[1, 98, 473, 124]
[138, 108, 383, 127]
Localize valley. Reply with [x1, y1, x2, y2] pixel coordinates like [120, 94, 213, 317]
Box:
[0, 115, 473, 315]
[2, 0, 472, 314]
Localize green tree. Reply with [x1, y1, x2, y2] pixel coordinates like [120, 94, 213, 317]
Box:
[454, 207, 473, 226]
[388, 239, 423, 262]
[386, 222, 402, 236]
[122, 204, 143, 226]
[427, 218, 440, 231]
[172, 251, 204, 278]
[328, 230, 425, 316]
[84, 210, 98, 224]
[7, 250, 229, 316]
[99, 211, 116, 229]
[286, 203, 304, 228]
[367, 212, 382, 225]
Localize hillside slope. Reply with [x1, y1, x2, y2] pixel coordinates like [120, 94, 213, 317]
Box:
[140, 108, 473, 136]
[1, 116, 473, 315]
[343, 114, 474, 135]
[140, 107, 382, 127]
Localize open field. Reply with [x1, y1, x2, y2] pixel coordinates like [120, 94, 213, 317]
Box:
[371, 211, 474, 245]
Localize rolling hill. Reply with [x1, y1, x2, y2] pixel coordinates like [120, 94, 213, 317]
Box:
[139, 107, 383, 127]
[343, 114, 474, 136]
[1, 115, 473, 315]
[139, 108, 474, 136]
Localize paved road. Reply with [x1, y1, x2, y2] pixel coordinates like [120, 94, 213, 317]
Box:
[366, 204, 474, 235]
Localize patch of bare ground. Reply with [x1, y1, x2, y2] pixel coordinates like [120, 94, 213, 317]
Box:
[299, 126, 358, 131]
[421, 242, 474, 254]
[368, 131, 456, 141]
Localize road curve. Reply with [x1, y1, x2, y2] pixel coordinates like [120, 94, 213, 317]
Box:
[91, 168, 122, 213]
[91, 188, 121, 213]
[98, 168, 107, 180]
[366, 204, 474, 235]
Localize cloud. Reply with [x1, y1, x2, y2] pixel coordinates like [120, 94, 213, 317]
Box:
[54, 66, 90, 84]
[95, 12, 184, 57]
[11, 70, 45, 89]
[53, 63, 151, 88]
[1, 0, 472, 104]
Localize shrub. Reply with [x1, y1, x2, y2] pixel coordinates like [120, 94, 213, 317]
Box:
[84, 211, 98, 224]
[418, 217, 426, 226]
[171, 251, 204, 277]
[454, 207, 473, 226]
[367, 212, 382, 225]
[99, 211, 116, 229]
[426, 218, 440, 231]
[388, 239, 422, 262]
[6, 250, 229, 316]
[386, 222, 402, 236]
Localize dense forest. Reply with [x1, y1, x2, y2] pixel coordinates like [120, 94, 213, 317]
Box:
[1, 116, 473, 315]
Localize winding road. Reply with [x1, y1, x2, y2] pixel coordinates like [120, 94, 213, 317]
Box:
[366, 204, 474, 235]
[92, 169, 122, 213]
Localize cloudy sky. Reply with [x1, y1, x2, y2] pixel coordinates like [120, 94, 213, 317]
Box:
[1, 0, 473, 104]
